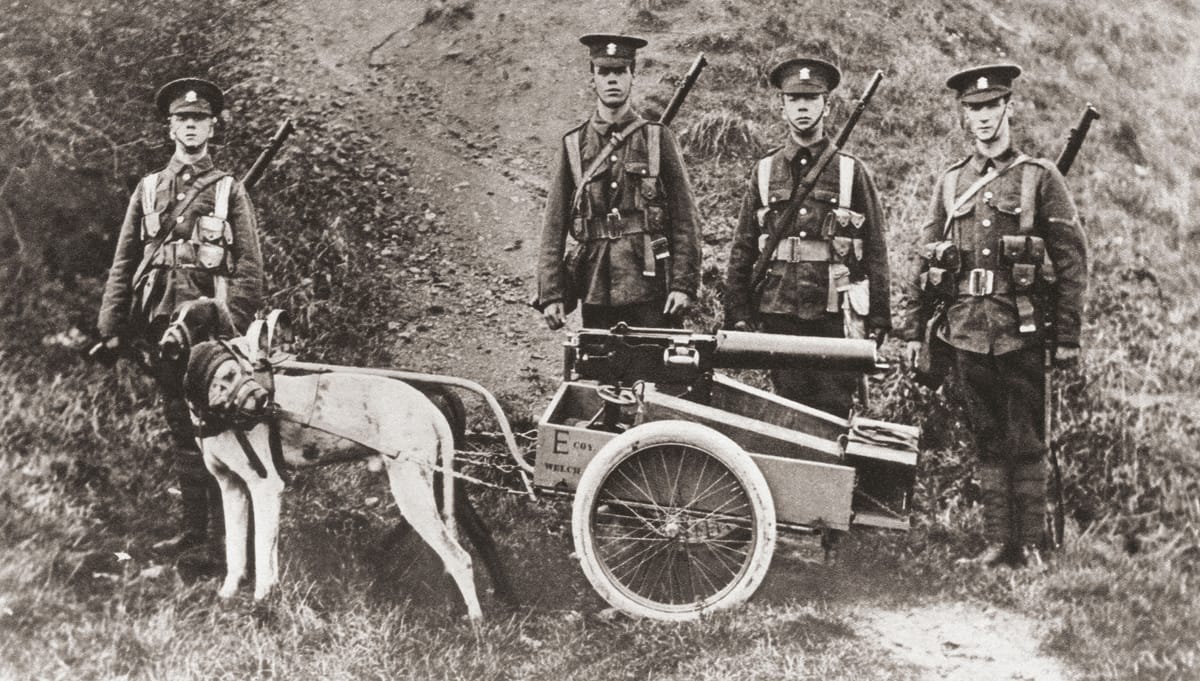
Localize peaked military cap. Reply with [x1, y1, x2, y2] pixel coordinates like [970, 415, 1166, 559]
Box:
[769, 57, 841, 94]
[580, 33, 648, 67]
[155, 77, 225, 117]
[946, 64, 1022, 104]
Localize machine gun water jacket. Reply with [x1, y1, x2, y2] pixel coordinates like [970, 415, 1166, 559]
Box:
[538, 109, 702, 310]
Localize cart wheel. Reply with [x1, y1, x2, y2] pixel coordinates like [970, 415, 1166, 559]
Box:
[572, 420, 776, 621]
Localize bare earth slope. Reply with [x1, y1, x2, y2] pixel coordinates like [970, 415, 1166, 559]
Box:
[258, 1, 1078, 678]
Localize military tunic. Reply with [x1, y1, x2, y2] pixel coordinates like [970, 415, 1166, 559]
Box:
[723, 137, 891, 415]
[538, 109, 702, 323]
[99, 153, 264, 339]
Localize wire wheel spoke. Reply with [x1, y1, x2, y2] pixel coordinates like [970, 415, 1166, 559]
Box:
[591, 442, 756, 605]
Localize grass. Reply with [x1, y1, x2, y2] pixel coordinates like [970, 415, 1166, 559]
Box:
[3, 0, 1200, 678]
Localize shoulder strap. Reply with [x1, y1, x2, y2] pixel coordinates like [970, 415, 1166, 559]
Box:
[564, 129, 583, 187]
[942, 167, 960, 217]
[646, 124, 661, 178]
[757, 155, 773, 207]
[141, 172, 159, 213]
[1019, 162, 1040, 232]
[838, 155, 855, 209]
[213, 176, 235, 220]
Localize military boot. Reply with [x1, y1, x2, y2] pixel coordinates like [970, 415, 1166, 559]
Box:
[958, 463, 1019, 567]
[153, 458, 220, 556]
[1012, 461, 1048, 569]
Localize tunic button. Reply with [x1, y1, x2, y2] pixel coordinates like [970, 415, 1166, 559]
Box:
[799, 231, 807, 238]
[610, 155, 618, 162]
[176, 215, 184, 224]
[182, 173, 191, 181]
[799, 207, 808, 216]
[984, 191, 993, 200]
[176, 193, 186, 201]
[610, 181, 618, 189]
[800, 158, 808, 165]
[982, 248, 992, 256]
[982, 219, 992, 227]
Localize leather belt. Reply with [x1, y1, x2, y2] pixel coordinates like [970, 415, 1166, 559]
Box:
[149, 240, 198, 268]
[956, 268, 1012, 296]
[582, 210, 647, 240]
[760, 235, 830, 263]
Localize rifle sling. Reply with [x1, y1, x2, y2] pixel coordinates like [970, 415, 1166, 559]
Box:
[750, 147, 835, 291]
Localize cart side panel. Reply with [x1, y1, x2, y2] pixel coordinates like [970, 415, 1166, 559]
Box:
[643, 390, 844, 464]
[749, 454, 855, 530]
[709, 374, 848, 442]
[535, 382, 619, 489]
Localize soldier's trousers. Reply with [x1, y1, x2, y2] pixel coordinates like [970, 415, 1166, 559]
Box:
[150, 319, 222, 544]
[952, 346, 1046, 548]
[581, 299, 678, 330]
[760, 313, 858, 418]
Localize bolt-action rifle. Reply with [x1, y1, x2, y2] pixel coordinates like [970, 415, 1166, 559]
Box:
[1045, 103, 1099, 547]
[659, 54, 708, 126]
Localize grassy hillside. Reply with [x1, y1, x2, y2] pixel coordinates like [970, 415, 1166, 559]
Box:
[2, 0, 1199, 679]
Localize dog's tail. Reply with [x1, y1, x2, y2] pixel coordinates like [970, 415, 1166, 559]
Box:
[436, 408, 457, 538]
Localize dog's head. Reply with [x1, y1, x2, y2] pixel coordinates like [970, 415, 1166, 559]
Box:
[160, 298, 239, 363]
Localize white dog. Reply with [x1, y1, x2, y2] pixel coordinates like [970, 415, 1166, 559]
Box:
[162, 300, 504, 619]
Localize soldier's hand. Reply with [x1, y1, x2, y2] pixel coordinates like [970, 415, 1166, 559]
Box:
[869, 329, 888, 347]
[542, 302, 566, 330]
[904, 341, 923, 369]
[88, 336, 122, 366]
[732, 320, 756, 332]
[663, 291, 692, 316]
[1054, 345, 1080, 369]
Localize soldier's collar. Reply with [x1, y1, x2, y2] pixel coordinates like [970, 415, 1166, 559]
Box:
[970, 146, 1017, 173]
[166, 151, 214, 176]
[589, 107, 641, 135]
[781, 135, 828, 163]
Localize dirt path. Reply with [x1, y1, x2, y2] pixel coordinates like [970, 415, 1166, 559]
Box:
[263, 1, 1076, 678]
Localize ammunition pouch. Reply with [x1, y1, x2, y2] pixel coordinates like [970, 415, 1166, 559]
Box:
[922, 240, 961, 271]
[194, 215, 232, 273]
[1000, 234, 1048, 334]
[921, 267, 956, 300]
[149, 240, 198, 269]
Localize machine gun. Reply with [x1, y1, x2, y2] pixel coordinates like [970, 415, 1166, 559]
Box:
[566, 323, 882, 393]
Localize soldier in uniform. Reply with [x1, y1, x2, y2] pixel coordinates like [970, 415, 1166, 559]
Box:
[899, 65, 1088, 567]
[537, 34, 702, 330]
[723, 58, 891, 417]
[93, 78, 265, 556]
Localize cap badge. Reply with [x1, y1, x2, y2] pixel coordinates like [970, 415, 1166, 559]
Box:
[185, 90, 198, 103]
[606, 43, 617, 56]
[977, 77, 989, 90]
[799, 67, 811, 80]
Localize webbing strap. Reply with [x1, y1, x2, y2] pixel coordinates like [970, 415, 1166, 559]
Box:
[941, 154, 1032, 238]
[942, 166, 960, 217]
[646, 124, 660, 178]
[565, 130, 583, 186]
[757, 155, 772, 207]
[213, 176, 234, 221]
[1019, 163, 1039, 233]
[838, 155, 854, 209]
[569, 118, 651, 214]
[141, 172, 159, 214]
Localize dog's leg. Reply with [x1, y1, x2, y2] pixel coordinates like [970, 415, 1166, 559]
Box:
[237, 426, 285, 601]
[204, 442, 250, 599]
[386, 457, 482, 620]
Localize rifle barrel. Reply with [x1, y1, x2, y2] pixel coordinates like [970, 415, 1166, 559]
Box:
[660, 53, 708, 126]
[243, 119, 296, 191]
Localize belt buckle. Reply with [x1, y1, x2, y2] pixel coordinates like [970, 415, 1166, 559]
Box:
[967, 268, 994, 296]
[787, 236, 802, 263]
